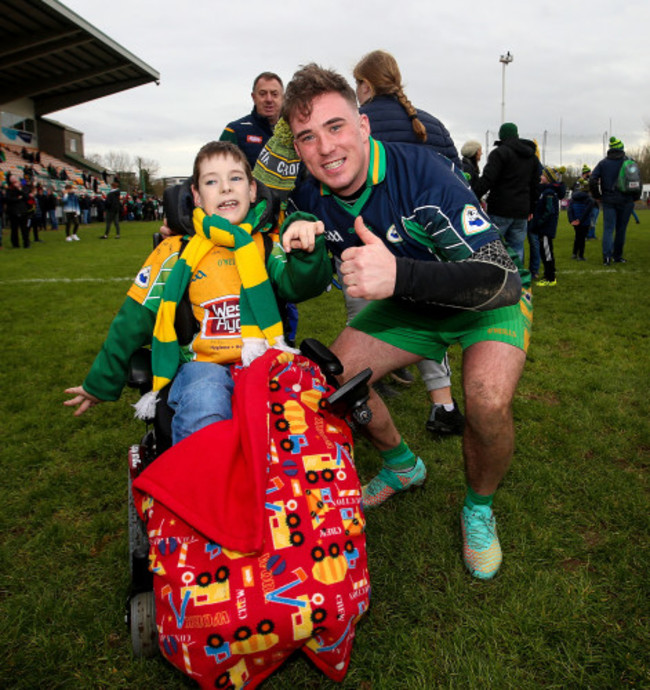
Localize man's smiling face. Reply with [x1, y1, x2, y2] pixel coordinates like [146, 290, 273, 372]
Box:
[291, 92, 370, 197]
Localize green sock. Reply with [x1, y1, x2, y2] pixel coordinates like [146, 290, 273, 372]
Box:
[380, 438, 416, 471]
[464, 485, 494, 509]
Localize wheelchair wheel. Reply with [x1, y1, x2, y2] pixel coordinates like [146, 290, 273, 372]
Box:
[129, 591, 158, 657]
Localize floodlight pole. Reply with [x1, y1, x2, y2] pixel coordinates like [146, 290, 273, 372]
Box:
[499, 52, 514, 124]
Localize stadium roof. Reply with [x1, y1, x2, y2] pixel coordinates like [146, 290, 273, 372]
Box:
[1, 0, 160, 117]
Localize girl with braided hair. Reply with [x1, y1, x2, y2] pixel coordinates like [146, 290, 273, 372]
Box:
[348, 50, 465, 437]
[352, 49, 460, 165]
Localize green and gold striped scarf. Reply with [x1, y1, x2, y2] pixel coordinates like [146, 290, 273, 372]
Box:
[150, 203, 284, 393]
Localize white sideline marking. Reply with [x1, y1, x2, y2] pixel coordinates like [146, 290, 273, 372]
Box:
[1, 277, 133, 285]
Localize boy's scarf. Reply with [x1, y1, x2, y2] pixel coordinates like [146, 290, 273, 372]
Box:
[134, 203, 288, 420]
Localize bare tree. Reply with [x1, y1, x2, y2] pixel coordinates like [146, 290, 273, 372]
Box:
[104, 150, 134, 175]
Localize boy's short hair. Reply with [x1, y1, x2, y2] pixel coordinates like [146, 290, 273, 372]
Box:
[192, 141, 253, 188]
[281, 63, 357, 124]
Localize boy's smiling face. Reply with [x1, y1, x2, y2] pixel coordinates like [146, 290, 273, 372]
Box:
[192, 153, 256, 225]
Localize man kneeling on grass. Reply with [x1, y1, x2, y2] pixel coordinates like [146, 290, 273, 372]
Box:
[280, 64, 532, 580]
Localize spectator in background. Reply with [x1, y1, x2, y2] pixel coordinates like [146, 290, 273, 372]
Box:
[568, 178, 595, 261]
[220, 72, 284, 168]
[460, 140, 483, 193]
[351, 48, 464, 436]
[474, 122, 539, 263]
[101, 181, 121, 239]
[589, 136, 642, 265]
[573, 165, 600, 239]
[528, 166, 562, 286]
[44, 188, 59, 229]
[63, 184, 81, 241]
[353, 50, 461, 166]
[29, 186, 45, 242]
[6, 175, 30, 248]
[79, 193, 91, 225]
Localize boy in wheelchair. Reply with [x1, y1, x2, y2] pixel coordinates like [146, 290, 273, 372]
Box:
[64, 141, 331, 443]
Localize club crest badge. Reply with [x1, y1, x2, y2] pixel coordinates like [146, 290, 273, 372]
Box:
[461, 205, 491, 235]
[385, 225, 403, 243]
[135, 265, 152, 288]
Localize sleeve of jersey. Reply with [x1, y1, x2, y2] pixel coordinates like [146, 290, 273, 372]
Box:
[393, 243, 522, 312]
[219, 127, 237, 144]
[266, 233, 332, 302]
[82, 297, 156, 402]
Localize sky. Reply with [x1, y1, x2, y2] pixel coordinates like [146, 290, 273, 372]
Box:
[56, 0, 650, 178]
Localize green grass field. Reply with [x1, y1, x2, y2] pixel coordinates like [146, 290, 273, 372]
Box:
[1, 212, 648, 689]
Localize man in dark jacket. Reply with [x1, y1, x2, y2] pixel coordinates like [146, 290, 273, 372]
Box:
[474, 122, 540, 263]
[219, 72, 283, 168]
[589, 136, 641, 265]
[102, 182, 121, 239]
[6, 175, 30, 248]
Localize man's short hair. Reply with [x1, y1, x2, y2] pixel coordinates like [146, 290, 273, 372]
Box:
[252, 72, 283, 92]
[281, 63, 357, 124]
[192, 141, 253, 187]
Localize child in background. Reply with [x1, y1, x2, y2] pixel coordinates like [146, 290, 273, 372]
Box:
[64, 141, 330, 445]
[568, 178, 596, 261]
[529, 166, 561, 287]
[62, 184, 80, 241]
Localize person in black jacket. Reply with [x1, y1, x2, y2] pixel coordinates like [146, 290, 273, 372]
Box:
[474, 122, 539, 263]
[589, 136, 641, 265]
[6, 175, 30, 248]
[102, 182, 121, 239]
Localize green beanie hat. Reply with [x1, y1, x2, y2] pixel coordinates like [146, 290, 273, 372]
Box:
[582, 164, 591, 174]
[252, 118, 300, 196]
[609, 136, 624, 150]
[498, 122, 519, 141]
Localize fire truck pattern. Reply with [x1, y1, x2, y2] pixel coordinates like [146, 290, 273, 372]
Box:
[136, 353, 369, 689]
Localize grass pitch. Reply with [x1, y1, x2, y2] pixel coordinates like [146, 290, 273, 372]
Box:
[0, 213, 648, 689]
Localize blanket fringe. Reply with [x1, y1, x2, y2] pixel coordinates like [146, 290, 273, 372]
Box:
[133, 390, 159, 421]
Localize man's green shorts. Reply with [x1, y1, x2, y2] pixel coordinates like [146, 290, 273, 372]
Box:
[349, 289, 533, 362]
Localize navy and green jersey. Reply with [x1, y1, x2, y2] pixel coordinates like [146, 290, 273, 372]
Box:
[288, 137, 503, 264]
[286, 137, 529, 315]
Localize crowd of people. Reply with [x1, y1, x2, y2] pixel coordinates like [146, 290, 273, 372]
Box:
[58, 53, 642, 687]
[0, 172, 163, 248]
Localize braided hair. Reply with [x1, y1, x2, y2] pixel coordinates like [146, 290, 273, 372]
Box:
[353, 50, 427, 143]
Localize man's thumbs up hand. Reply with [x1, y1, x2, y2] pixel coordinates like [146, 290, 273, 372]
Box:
[339, 216, 396, 300]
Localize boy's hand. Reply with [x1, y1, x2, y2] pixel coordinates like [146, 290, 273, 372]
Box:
[64, 386, 102, 417]
[340, 216, 396, 300]
[570, 219, 579, 226]
[282, 220, 324, 253]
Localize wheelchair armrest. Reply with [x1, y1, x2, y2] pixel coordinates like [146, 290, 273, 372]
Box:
[324, 368, 373, 426]
[299, 338, 344, 387]
[127, 347, 153, 395]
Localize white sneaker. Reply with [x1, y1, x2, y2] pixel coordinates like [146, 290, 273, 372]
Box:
[65, 236, 73, 242]
[72, 234, 80, 241]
